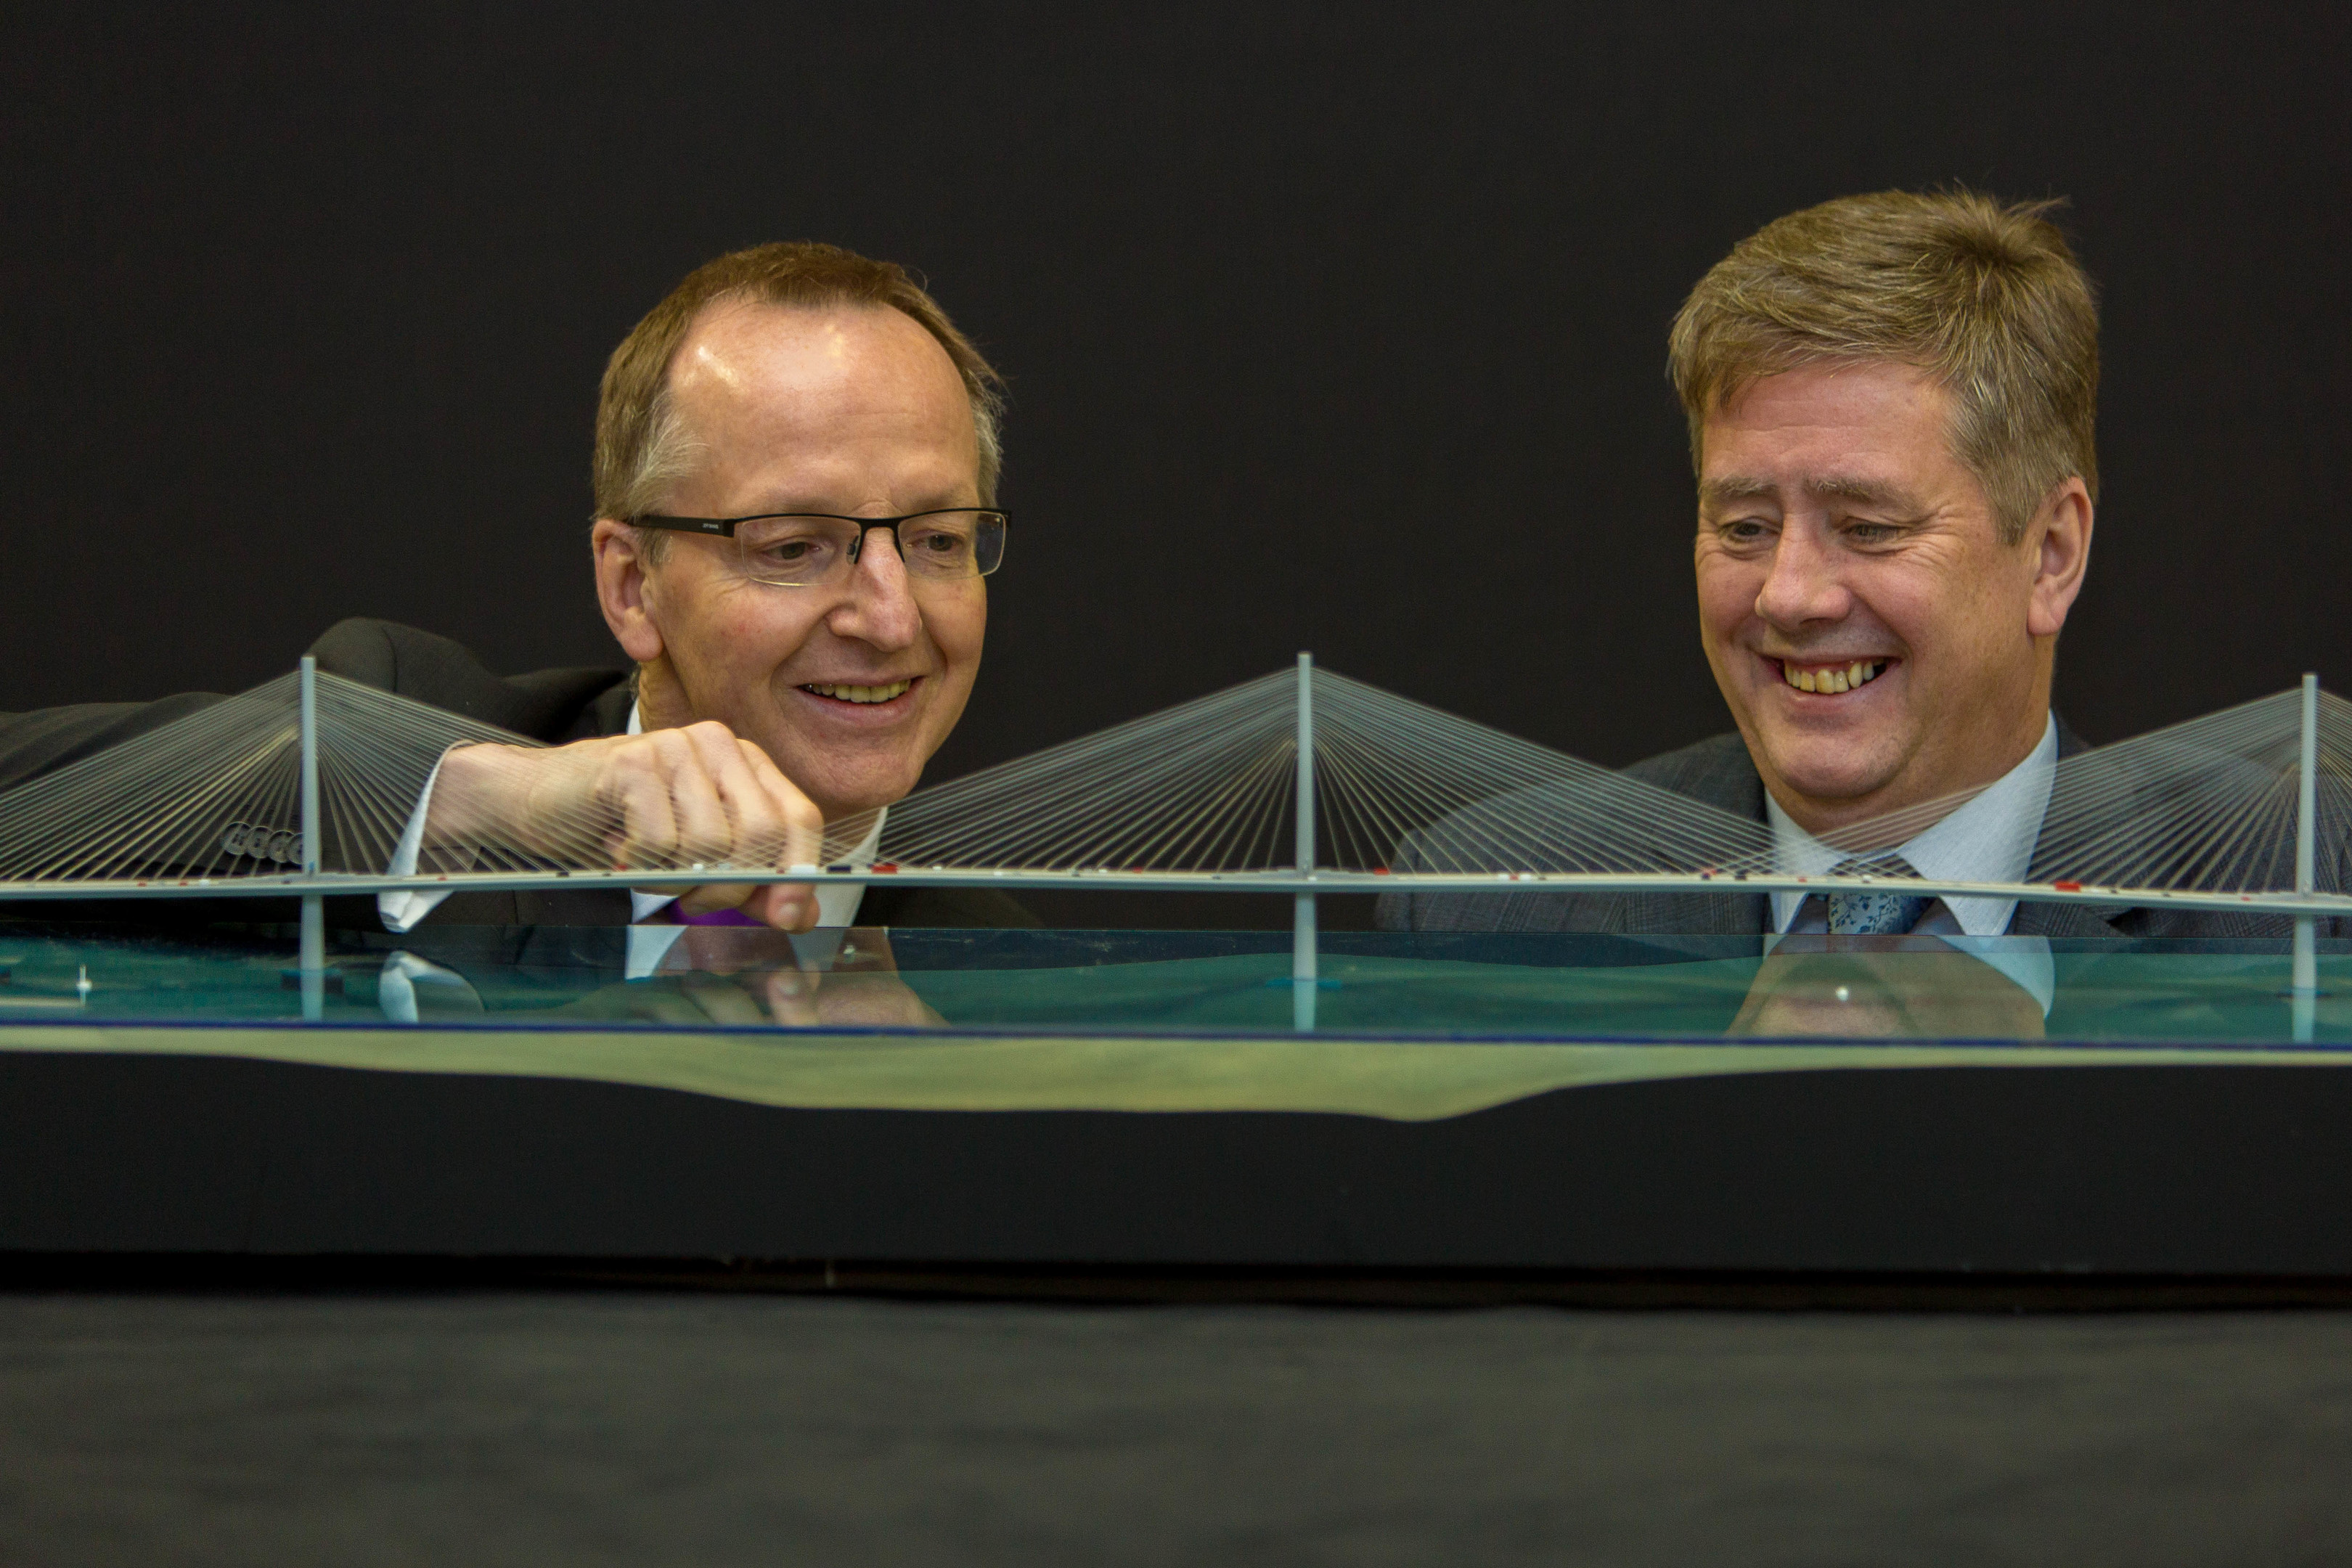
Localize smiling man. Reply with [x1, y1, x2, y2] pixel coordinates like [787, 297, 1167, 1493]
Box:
[388, 241, 1032, 936]
[0, 242, 1029, 938]
[373, 242, 1022, 936]
[1387, 189, 2271, 955]
[1691, 351, 2088, 848]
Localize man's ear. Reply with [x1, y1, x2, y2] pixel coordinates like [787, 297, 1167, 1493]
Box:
[2025, 478, 2094, 640]
[591, 519, 667, 662]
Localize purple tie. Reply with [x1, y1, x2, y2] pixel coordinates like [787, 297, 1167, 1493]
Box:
[677, 907, 763, 927]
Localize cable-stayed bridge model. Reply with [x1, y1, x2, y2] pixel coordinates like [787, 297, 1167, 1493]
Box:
[4, 656, 2349, 1026]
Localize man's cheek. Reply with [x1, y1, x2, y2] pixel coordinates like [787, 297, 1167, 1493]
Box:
[727, 603, 819, 667]
[1696, 590, 1755, 662]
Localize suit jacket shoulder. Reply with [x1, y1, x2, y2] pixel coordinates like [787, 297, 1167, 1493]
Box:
[1379, 730, 1771, 936]
[1621, 731, 1765, 819]
[0, 692, 231, 793]
[308, 618, 632, 741]
[0, 618, 634, 799]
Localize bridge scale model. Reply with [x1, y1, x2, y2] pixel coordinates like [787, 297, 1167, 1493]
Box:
[4, 654, 2348, 1032]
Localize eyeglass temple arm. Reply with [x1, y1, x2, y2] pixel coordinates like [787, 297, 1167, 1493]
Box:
[629, 515, 735, 536]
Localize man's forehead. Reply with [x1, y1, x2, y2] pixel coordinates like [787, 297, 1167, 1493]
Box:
[1715, 359, 1947, 422]
[1699, 362, 1961, 507]
[656, 298, 979, 514]
[669, 299, 962, 410]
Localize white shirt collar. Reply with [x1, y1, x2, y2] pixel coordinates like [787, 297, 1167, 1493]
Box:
[1765, 714, 2058, 938]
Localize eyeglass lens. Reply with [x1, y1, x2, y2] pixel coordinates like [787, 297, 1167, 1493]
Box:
[732, 513, 1006, 587]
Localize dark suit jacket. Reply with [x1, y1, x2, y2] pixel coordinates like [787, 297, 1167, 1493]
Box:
[0, 618, 1035, 932]
[1377, 722, 2327, 941]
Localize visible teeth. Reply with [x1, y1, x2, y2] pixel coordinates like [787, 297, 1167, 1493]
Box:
[1783, 660, 1884, 693]
[807, 680, 911, 704]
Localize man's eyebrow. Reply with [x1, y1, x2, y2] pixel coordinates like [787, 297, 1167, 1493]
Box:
[1805, 474, 1925, 511]
[1699, 473, 1928, 512]
[1698, 475, 1779, 507]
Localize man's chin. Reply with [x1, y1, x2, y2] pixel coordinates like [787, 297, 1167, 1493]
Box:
[1757, 746, 1904, 820]
[797, 761, 926, 828]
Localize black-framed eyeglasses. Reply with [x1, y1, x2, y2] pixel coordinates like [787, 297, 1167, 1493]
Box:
[633, 508, 1008, 588]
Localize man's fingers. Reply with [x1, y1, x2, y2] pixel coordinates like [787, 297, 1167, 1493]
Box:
[735, 738, 825, 869]
[674, 881, 816, 931]
[761, 967, 820, 1027]
[677, 971, 771, 1027]
[606, 753, 682, 871]
[550, 724, 822, 930]
[670, 737, 819, 931]
[433, 727, 824, 883]
[674, 881, 760, 918]
[596, 727, 743, 871]
[747, 881, 819, 932]
[655, 730, 733, 868]
[684, 724, 792, 867]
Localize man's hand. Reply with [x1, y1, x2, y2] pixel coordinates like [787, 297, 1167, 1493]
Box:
[552, 928, 944, 1029]
[422, 722, 824, 929]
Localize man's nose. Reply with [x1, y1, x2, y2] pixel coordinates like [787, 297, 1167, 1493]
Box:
[1752, 523, 1852, 630]
[830, 527, 923, 648]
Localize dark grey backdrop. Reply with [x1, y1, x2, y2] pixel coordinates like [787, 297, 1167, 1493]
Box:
[5, 4, 2347, 785]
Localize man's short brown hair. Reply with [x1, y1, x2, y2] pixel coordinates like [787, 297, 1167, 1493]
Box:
[595, 241, 1005, 535]
[1667, 189, 2099, 543]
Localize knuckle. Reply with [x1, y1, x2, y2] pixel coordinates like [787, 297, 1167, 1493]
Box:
[609, 736, 665, 772]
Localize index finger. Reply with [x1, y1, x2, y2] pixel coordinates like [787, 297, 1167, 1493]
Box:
[728, 738, 822, 930]
[733, 738, 825, 869]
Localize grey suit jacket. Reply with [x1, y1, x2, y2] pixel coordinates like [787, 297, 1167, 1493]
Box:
[0, 618, 1035, 932]
[1376, 722, 2327, 942]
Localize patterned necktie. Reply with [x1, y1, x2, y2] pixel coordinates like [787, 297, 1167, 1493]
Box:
[1826, 855, 1930, 935]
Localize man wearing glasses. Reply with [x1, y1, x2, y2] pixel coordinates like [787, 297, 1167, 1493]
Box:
[380, 240, 1020, 937]
[0, 241, 1024, 938]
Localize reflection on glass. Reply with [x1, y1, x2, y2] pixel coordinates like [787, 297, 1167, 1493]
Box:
[1, 924, 2348, 1046]
[1728, 936, 2046, 1040]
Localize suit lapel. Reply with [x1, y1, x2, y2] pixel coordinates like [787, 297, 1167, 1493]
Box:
[1629, 738, 1768, 937]
[2009, 899, 2128, 939]
[570, 677, 639, 742]
[2016, 711, 2131, 936]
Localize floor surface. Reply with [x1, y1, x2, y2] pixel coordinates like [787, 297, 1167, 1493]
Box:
[3, 1292, 2348, 1566]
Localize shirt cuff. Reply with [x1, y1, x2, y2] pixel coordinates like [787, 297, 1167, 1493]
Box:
[377, 753, 454, 934]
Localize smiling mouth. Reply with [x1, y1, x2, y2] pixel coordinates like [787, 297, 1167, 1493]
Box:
[1773, 658, 1890, 695]
[800, 679, 915, 705]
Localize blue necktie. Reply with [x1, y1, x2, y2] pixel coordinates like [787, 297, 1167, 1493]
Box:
[1826, 855, 1930, 935]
